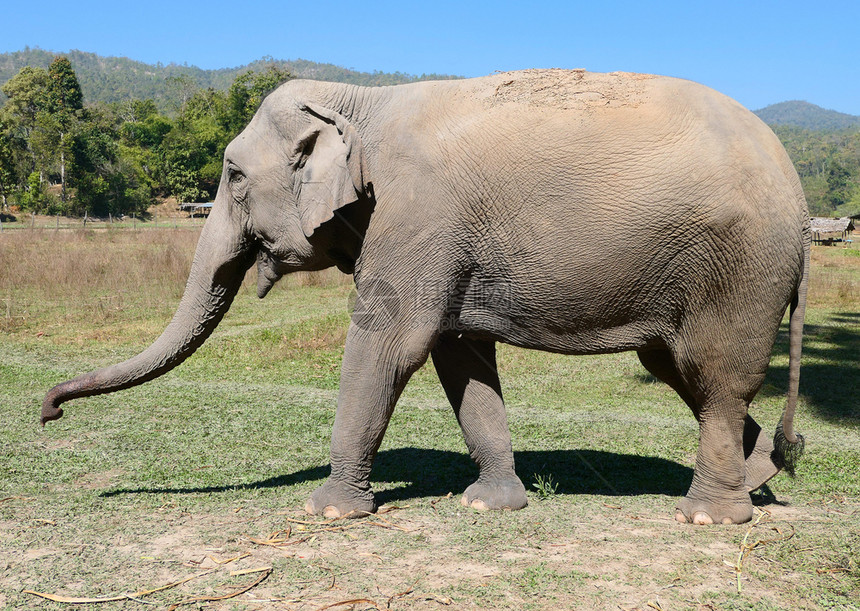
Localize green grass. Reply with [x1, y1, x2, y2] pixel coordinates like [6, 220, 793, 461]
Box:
[0, 230, 858, 610]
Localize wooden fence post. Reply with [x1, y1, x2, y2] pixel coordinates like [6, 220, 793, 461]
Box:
[83, 211, 88, 228]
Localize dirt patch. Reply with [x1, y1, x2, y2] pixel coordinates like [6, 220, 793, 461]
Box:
[489, 68, 656, 112]
[73, 468, 125, 490]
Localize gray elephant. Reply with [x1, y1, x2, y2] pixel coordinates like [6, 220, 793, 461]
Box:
[42, 69, 808, 525]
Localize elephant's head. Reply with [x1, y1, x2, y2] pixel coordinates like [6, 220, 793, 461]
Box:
[234, 100, 371, 296]
[41, 94, 371, 425]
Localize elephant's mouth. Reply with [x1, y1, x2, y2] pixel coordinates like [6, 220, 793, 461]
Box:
[256, 248, 282, 298]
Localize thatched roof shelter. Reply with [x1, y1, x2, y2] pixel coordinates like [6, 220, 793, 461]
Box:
[810, 217, 854, 245]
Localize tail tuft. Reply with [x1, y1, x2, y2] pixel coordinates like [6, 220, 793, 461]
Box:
[773, 420, 805, 477]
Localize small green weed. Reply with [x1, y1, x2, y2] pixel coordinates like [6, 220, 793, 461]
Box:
[532, 472, 558, 499]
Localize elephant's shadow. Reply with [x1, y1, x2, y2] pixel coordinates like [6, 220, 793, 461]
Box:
[101, 448, 693, 501]
[375, 448, 693, 504]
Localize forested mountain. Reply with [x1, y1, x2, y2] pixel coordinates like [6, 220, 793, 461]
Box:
[0, 48, 459, 110]
[754, 101, 860, 131]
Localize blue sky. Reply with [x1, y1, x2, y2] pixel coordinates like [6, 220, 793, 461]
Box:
[4, 0, 859, 114]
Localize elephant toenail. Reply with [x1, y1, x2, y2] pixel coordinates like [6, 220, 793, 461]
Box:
[692, 512, 714, 525]
[322, 505, 342, 519]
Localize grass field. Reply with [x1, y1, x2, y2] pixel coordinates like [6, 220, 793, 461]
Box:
[1, 227, 858, 610]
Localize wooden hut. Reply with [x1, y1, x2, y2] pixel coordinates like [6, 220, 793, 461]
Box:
[810, 217, 855, 246]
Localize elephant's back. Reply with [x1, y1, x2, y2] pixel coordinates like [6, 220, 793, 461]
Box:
[422, 69, 807, 218]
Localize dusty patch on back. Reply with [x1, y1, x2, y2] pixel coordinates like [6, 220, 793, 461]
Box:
[488, 68, 656, 112]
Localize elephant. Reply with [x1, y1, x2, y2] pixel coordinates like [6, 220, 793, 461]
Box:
[42, 68, 809, 525]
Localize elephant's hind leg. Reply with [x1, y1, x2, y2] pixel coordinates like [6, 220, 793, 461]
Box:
[432, 334, 528, 511]
[671, 325, 784, 525]
[638, 347, 769, 524]
[637, 348, 779, 493]
[637, 348, 698, 412]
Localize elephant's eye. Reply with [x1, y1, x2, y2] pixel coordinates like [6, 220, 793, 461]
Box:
[228, 167, 245, 185]
[226, 163, 249, 208]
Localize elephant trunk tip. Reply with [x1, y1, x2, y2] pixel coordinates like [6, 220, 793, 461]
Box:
[773, 420, 805, 477]
[41, 387, 66, 426]
[40, 402, 64, 426]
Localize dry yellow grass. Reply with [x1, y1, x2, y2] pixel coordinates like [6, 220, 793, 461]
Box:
[0, 228, 199, 299]
[808, 243, 860, 308]
[0, 227, 350, 337]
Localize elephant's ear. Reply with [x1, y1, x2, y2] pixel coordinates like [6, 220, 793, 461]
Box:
[291, 102, 368, 238]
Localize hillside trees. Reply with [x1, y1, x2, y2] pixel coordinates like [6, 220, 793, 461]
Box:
[0, 49, 459, 110]
[224, 65, 291, 133]
[772, 125, 860, 216]
[756, 101, 860, 131]
[0, 59, 290, 216]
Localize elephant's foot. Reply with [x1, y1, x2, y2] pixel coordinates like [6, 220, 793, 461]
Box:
[304, 479, 376, 519]
[461, 475, 528, 511]
[675, 495, 753, 525]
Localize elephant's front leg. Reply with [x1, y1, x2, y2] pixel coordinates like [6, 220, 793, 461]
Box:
[305, 322, 435, 518]
[432, 334, 527, 511]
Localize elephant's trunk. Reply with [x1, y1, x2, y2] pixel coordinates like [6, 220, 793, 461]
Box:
[41, 201, 254, 425]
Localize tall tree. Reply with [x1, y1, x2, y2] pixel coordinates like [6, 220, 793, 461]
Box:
[47, 57, 83, 112]
[47, 57, 83, 203]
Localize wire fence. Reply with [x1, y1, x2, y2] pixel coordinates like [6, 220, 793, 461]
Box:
[0, 212, 208, 232]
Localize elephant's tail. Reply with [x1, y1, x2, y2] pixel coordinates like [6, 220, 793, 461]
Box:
[773, 231, 809, 476]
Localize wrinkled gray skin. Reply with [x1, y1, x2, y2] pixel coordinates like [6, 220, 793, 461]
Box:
[43, 69, 809, 525]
